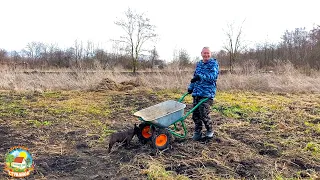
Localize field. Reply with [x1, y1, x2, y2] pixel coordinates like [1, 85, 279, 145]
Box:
[0, 70, 320, 179]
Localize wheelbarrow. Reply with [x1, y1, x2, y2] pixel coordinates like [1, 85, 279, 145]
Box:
[133, 92, 209, 150]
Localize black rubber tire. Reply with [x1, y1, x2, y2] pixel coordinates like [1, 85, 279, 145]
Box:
[152, 128, 171, 150]
[137, 122, 154, 144]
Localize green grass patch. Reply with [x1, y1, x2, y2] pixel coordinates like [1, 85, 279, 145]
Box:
[212, 92, 272, 120]
[0, 101, 28, 117]
[304, 121, 320, 135]
[304, 142, 320, 154]
[42, 91, 63, 98]
[212, 104, 247, 119]
[143, 161, 189, 180]
[27, 120, 53, 127]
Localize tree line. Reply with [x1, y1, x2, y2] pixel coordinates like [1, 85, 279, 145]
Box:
[0, 43, 198, 71]
[1, 26, 319, 72]
[218, 25, 320, 71]
[0, 40, 167, 70]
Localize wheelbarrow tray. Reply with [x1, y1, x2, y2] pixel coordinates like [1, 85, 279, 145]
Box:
[133, 100, 186, 128]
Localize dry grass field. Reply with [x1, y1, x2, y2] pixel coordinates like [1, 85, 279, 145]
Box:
[0, 64, 319, 93]
[0, 67, 319, 179]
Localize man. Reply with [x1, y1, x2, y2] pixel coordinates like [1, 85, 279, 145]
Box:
[188, 47, 219, 141]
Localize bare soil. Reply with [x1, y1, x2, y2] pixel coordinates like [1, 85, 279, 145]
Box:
[0, 85, 319, 179]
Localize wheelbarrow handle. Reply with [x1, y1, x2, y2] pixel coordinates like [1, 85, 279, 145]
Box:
[184, 97, 209, 117]
[178, 92, 189, 102]
[168, 93, 209, 138]
[178, 92, 209, 115]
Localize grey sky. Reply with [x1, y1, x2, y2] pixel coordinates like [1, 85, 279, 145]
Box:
[0, 0, 319, 61]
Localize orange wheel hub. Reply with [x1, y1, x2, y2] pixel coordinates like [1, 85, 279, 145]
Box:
[142, 126, 152, 138]
[155, 134, 167, 147]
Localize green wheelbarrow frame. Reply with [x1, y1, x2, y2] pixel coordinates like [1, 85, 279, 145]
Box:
[137, 92, 209, 138]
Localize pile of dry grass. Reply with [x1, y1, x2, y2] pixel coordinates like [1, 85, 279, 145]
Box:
[91, 78, 120, 91]
[89, 77, 142, 92]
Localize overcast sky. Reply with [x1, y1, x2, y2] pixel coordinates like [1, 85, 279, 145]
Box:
[0, 0, 319, 61]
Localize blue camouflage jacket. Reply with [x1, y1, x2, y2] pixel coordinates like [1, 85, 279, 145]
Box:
[188, 58, 219, 99]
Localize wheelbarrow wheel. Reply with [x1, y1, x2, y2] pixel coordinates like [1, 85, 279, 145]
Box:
[137, 123, 154, 144]
[152, 128, 171, 150]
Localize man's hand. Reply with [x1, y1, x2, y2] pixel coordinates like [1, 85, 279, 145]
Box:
[188, 89, 193, 94]
[191, 75, 201, 83]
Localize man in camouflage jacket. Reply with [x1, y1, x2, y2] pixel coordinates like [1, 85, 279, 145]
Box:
[188, 47, 219, 141]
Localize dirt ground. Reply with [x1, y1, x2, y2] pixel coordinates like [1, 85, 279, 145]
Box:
[0, 80, 319, 179]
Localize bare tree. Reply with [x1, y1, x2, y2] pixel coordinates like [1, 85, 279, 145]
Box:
[10, 50, 21, 61]
[223, 21, 246, 72]
[85, 41, 95, 59]
[115, 8, 157, 73]
[171, 48, 191, 69]
[308, 25, 320, 70]
[149, 46, 158, 70]
[23, 42, 47, 60]
[74, 40, 83, 66]
[281, 28, 309, 66]
[0, 49, 8, 63]
[178, 49, 191, 68]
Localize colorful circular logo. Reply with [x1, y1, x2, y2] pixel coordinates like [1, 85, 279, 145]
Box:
[4, 146, 34, 178]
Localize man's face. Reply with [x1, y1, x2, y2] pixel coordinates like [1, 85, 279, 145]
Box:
[201, 48, 211, 62]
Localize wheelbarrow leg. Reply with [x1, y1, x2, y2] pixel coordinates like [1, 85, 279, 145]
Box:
[173, 123, 178, 131]
[168, 119, 188, 138]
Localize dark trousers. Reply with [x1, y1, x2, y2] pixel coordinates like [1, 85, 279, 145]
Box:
[192, 96, 213, 133]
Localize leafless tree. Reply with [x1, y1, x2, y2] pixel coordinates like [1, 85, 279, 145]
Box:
[178, 49, 191, 68]
[74, 40, 83, 66]
[223, 21, 246, 72]
[10, 50, 21, 62]
[281, 28, 309, 67]
[85, 41, 95, 59]
[114, 8, 157, 73]
[308, 25, 320, 70]
[0, 49, 8, 63]
[149, 46, 158, 70]
[23, 42, 47, 60]
[171, 48, 191, 69]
